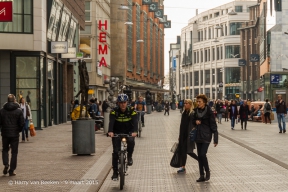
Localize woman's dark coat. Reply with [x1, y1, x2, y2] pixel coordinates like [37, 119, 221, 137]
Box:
[178, 110, 196, 157]
[193, 105, 218, 144]
[239, 104, 250, 121]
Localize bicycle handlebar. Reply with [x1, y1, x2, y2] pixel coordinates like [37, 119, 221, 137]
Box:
[106, 133, 133, 137]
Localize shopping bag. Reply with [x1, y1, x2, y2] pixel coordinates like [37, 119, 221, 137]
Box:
[270, 112, 274, 121]
[170, 147, 181, 168]
[29, 122, 36, 137]
[170, 142, 178, 153]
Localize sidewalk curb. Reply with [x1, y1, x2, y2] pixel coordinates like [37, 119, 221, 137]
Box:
[219, 132, 288, 170]
[70, 145, 112, 192]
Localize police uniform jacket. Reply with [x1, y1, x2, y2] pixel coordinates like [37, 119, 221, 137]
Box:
[108, 106, 138, 134]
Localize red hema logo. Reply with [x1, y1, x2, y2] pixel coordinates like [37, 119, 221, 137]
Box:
[0, 2, 13, 22]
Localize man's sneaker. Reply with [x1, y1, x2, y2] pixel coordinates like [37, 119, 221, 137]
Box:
[142, 123, 145, 127]
[111, 171, 118, 181]
[3, 165, 8, 175]
[279, 131, 282, 133]
[177, 167, 186, 173]
[128, 157, 133, 166]
[284, 130, 286, 133]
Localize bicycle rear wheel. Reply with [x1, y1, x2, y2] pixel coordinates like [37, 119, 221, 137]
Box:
[119, 153, 125, 190]
[138, 120, 142, 137]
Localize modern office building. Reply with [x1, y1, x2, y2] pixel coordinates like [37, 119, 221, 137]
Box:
[110, 0, 167, 100]
[169, 36, 180, 95]
[0, 0, 85, 128]
[180, 0, 256, 101]
[259, 0, 288, 103]
[80, 0, 111, 101]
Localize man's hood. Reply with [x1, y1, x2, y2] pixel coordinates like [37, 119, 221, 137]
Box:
[3, 102, 20, 111]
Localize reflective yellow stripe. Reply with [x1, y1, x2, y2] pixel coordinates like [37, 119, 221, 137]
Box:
[116, 117, 132, 122]
[111, 111, 115, 115]
[131, 111, 137, 115]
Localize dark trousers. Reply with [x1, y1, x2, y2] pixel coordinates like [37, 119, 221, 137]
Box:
[22, 119, 29, 141]
[224, 113, 228, 121]
[240, 120, 247, 129]
[264, 112, 271, 123]
[2, 137, 19, 173]
[196, 143, 210, 176]
[164, 110, 169, 115]
[181, 152, 198, 166]
[112, 137, 135, 171]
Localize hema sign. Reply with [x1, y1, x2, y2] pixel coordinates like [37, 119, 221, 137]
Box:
[51, 41, 68, 53]
[0, 1, 13, 22]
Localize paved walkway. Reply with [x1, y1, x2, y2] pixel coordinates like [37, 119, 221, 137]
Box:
[99, 110, 288, 192]
[0, 122, 111, 191]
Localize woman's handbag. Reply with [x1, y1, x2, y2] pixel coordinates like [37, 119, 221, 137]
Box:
[170, 147, 181, 168]
[29, 122, 36, 137]
[189, 127, 197, 142]
[220, 108, 226, 113]
[170, 142, 178, 153]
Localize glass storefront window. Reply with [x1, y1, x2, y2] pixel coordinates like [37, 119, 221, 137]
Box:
[16, 56, 40, 126]
[230, 22, 242, 35]
[225, 67, 240, 84]
[225, 45, 240, 58]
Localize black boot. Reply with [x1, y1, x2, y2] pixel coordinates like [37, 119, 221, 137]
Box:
[111, 170, 118, 181]
[196, 175, 205, 182]
[205, 171, 210, 181]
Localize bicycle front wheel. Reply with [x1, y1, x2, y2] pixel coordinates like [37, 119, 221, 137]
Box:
[119, 153, 125, 190]
[138, 121, 142, 137]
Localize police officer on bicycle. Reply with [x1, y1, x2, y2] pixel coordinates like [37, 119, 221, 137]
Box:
[108, 94, 138, 180]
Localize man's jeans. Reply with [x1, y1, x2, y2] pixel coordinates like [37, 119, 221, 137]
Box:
[231, 117, 235, 128]
[277, 113, 286, 131]
[2, 137, 19, 173]
[217, 113, 222, 123]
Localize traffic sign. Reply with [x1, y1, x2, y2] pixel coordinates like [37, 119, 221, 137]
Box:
[0, 2, 13, 22]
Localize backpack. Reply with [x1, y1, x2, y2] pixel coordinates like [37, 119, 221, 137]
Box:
[266, 103, 271, 110]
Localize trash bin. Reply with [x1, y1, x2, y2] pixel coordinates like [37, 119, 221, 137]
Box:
[171, 103, 176, 110]
[146, 105, 152, 114]
[72, 119, 95, 155]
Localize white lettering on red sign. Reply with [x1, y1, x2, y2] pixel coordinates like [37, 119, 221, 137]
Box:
[0, 8, 5, 15]
[98, 20, 108, 67]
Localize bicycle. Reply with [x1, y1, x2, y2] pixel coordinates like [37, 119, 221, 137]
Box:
[136, 111, 144, 137]
[108, 133, 132, 190]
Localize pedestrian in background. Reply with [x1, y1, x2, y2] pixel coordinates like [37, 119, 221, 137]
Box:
[238, 100, 250, 130]
[224, 100, 229, 122]
[177, 99, 198, 173]
[0, 94, 24, 176]
[164, 101, 170, 116]
[275, 95, 287, 133]
[229, 100, 238, 130]
[98, 101, 103, 116]
[194, 94, 218, 182]
[19, 98, 32, 142]
[264, 99, 272, 124]
[215, 99, 223, 124]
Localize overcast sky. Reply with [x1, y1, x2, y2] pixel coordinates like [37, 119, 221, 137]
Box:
[163, 0, 234, 74]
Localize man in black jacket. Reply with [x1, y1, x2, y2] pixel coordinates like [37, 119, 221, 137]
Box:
[0, 94, 24, 176]
[275, 95, 287, 133]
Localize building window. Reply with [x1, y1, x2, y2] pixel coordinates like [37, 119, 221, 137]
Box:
[225, 67, 240, 83]
[85, 1, 91, 21]
[220, 46, 223, 60]
[198, 31, 200, 42]
[194, 71, 199, 86]
[80, 37, 91, 58]
[225, 45, 240, 58]
[190, 72, 192, 86]
[205, 70, 210, 85]
[208, 28, 211, 39]
[201, 51, 203, 62]
[217, 47, 220, 60]
[81, 25, 91, 34]
[221, 24, 224, 36]
[214, 12, 220, 17]
[208, 49, 210, 61]
[205, 50, 208, 62]
[194, 52, 197, 63]
[212, 48, 215, 60]
[235, 6, 243, 12]
[0, 0, 33, 33]
[127, 0, 133, 71]
[275, 0, 282, 11]
[225, 25, 227, 36]
[230, 22, 242, 35]
[197, 51, 199, 63]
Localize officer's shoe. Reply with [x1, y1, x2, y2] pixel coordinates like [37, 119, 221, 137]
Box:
[127, 157, 133, 166]
[142, 123, 145, 127]
[111, 171, 118, 181]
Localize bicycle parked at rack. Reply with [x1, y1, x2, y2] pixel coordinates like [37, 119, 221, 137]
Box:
[108, 133, 132, 190]
[136, 111, 145, 137]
